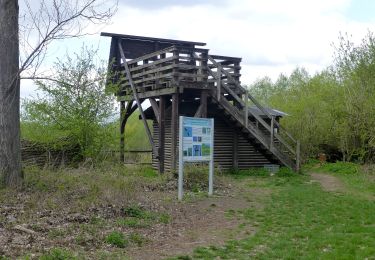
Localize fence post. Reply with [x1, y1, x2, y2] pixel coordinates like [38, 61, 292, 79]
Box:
[270, 116, 274, 150]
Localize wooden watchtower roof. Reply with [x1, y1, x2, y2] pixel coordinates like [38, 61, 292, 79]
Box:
[101, 32, 301, 173]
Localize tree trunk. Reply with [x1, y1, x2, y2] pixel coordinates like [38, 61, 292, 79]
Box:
[0, 0, 22, 187]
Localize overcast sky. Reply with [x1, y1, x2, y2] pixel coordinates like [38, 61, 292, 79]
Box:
[20, 0, 375, 98]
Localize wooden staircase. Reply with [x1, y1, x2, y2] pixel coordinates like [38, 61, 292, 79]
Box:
[207, 55, 300, 171]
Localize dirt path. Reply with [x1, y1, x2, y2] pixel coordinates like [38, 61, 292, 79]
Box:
[128, 195, 255, 260]
[310, 173, 344, 192]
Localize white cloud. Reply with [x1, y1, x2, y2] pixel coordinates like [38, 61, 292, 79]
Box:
[20, 0, 375, 97]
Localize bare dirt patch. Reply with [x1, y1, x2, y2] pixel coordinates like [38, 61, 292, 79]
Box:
[310, 173, 344, 192]
[127, 194, 255, 260]
[0, 176, 268, 259]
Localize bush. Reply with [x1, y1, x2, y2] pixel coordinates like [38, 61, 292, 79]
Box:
[39, 248, 76, 260]
[22, 46, 117, 161]
[105, 231, 128, 248]
[276, 167, 296, 177]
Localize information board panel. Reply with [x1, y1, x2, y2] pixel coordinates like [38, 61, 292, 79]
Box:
[181, 117, 213, 162]
[178, 116, 214, 200]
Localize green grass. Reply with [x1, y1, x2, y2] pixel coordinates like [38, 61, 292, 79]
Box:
[318, 161, 360, 175]
[105, 231, 128, 248]
[174, 164, 375, 259]
[39, 248, 76, 260]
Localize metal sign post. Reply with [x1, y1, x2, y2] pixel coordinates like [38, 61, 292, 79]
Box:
[178, 116, 214, 201]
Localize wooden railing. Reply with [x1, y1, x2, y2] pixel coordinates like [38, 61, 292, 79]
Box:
[207, 55, 300, 171]
[118, 45, 209, 95]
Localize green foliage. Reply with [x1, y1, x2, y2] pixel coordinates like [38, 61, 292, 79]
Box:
[22, 46, 117, 160]
[39, 248, 76, 260]
[275, 167, 295, 177]
[248, 32, 375, 163]
[105, 231, 128, 248]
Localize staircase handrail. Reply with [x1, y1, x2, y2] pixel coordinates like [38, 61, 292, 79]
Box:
[208, 55, 300, 164]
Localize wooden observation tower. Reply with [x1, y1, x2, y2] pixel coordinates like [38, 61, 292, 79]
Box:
[101, 32, 300, 173]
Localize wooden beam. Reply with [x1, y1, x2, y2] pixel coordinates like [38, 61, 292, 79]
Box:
[171, 93, 179, 171]
[217, 64, 221, 101]
[118, 40, 155, 150]
[245, 89, 248, 128]
[194, 105, 202, 118]
[233, 131, 238, 169]
[149, 98, 160, 124]
[126, 87, 178, 100]
[120, 101, 126, 162]
[158, 96, 166, 173]
[200, 90, 208, 117]
[194, 90, 208, 118]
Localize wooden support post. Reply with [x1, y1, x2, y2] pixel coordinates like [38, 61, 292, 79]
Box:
[120, 101, 126, 162]
[171, 93, 179, 171]
[158, 96, 166, 173]
[270, 116, 275, 150]
[217, 63, 221, 101]
[233, 131, 238, 169]
[200, 90, 208, 118]
[244, 89, 248, 128]
[200, 50, 208, 86]
[149, 98, 160, 124]
[296, 140, 301, 172]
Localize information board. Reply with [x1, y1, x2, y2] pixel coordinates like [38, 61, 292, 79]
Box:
[181, 117, 213, 162]
[178, 116, 214, 200]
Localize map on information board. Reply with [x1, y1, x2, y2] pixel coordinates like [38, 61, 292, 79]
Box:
[181, 117, 214, 162]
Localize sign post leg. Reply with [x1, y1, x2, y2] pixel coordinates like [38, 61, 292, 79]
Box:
[209, 160, 213, 195]
[208, 118, 214, 196]
[178, 116, 184, 201]
[178, 161, 184, 200]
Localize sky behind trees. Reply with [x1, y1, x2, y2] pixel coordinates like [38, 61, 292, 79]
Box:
[21, 0, 375, 98]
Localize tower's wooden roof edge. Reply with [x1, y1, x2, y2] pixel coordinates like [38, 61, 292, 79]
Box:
[101, 32, 206, 46]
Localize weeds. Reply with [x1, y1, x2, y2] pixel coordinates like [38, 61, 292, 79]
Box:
[117, 205, 171, 228]
[129, 232, 149, 246]
[39, 248, 76, 260]
[105, 231, 128, 248]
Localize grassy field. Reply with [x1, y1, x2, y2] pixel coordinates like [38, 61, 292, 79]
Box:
[0, 162, 374, 259]
[174, 163, 375, 259]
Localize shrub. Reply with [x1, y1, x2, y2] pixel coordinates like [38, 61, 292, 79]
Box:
[39, 248, 76, 260]
[105, 231, 128, 248]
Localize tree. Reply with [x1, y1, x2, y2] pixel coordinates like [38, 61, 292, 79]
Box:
[22, 47, 116, 160]
[333, 32, 375, 162]
[0, 0, 21, 187]
[0, 0, 117, 187]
